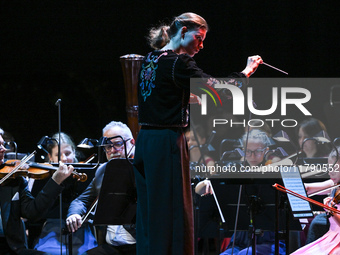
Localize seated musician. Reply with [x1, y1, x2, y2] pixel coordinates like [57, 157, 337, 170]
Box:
[66, 121, 136, 255]
[196, 129, 286, 255]
[303, 178, 333, 245]
[195, 128, 273, 195]
[33, 132, 97, 254]
[185, 125, 215, 176]
[0, 127, 74, 255]
[296, 117, 331, 158]
[291, 147, 340, 254]
[296, 118, 332, 244]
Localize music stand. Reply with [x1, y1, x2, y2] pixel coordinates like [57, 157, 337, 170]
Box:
[279, 166, 314, 218]
[93, 158, 137, 225]
[210, 174, 302, 255]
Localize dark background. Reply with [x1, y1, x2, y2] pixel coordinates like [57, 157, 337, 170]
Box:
[1, 1, 340, 157]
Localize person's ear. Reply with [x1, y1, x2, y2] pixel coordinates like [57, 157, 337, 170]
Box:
[181, 26, 188, 39]
[130, 138, 135, 145]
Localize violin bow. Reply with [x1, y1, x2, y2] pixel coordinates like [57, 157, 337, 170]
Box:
[207, 180, 225, 223]
[273, 183, 340, 215]
[0, 151, 36, 185]
[81, 197, 99, 225]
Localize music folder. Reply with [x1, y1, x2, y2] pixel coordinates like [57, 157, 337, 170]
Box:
[93, 158, 136, 225]
[279, 165, 314, 218]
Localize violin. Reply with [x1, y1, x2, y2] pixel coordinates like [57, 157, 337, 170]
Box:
[321, 186, 340, 217]
[332, 187, 340, 204]
[0, 152, 87, 185]
[0, 151, 36, 185]
[273, 183, 340, 215]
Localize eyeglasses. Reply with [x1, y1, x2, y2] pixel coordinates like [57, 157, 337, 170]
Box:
[103, 138, 131, 152]
[245, 148, 266, 157]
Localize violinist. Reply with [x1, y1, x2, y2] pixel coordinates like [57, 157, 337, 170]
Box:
[296, 118, 332, 158]
[302, 178, 334, 245]
[185, 125, 215, 175]
[0, 127, 74, 255]
[291, 146, 340, 254]
[295, 118, 333, 244]
[66, 121, 136, 255]
[33, 132, 97, 254]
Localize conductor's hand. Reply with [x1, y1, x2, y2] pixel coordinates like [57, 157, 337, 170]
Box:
[51, 161, 74, 185]
[241, 55, 263, 77]
[66, 214, 82, 233]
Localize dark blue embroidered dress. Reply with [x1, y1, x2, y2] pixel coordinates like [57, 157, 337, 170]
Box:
[133, 50, 245, 255]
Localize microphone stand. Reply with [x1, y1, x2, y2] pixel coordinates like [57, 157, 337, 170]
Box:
[55, 99, 66, 255]
[12, 141, 18, 160]
[189, 117, 217, 254]
[230, 110, 252, 255]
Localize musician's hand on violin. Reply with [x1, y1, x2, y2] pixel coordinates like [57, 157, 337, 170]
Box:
[66, 214, 82, 233]
[19, 163, 29, 170]
[241, 55, 263, 77]
[324, 197, 332, 206]
[323, 197, 335, 215]
[51, 161, 74, 185]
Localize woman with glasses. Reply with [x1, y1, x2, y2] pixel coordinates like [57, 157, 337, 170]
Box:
[242, 129, 270, 167]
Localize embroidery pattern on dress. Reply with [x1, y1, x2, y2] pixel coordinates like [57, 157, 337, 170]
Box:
[139, 52, 168, 101]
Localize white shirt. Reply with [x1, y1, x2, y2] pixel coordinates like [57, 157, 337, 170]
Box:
[105, 225, 136, 246]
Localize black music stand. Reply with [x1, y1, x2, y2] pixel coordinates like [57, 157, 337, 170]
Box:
[210, 177, 302, 255]
[93, 158, 137, 226]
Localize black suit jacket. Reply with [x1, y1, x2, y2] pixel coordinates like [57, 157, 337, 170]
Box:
[0, 176, 63, 253]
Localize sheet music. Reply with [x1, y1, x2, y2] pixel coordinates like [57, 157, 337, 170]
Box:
[280, 166, 314, 217]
